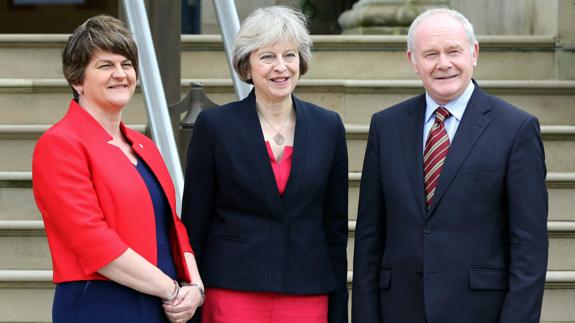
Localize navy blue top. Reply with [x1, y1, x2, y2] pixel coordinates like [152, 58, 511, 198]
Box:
[135, 157, 178, 280]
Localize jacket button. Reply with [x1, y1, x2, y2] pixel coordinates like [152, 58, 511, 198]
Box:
[424, 226, 432, 234]
[139, 144, 144, 148]
[416, 269, 423, 277]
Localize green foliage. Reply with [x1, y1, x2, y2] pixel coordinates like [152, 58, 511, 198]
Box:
[298, 0, 317, 19]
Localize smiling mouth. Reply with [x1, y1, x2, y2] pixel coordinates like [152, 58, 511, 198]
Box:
[435, 74, 458, 80]
[271, 77, 289, 83]
[107, 84, 129, 89]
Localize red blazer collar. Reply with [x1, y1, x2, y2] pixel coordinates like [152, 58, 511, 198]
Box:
[66, 99, 143, 147]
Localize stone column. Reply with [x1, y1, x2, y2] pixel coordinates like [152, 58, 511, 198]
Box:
[338, 0, 450, 35]
[557, 0, 575, 79]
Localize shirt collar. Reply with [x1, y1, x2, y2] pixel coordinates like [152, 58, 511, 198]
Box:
[424, 81, 475, 123]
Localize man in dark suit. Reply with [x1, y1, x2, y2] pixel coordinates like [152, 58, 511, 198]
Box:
[352, 8, 548, 323]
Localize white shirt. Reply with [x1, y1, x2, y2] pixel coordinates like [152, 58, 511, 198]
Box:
[422, 82, 475, 153]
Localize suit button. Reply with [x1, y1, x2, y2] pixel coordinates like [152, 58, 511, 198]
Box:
[416, 269, 423, 277]
[424, 226, 432, 234]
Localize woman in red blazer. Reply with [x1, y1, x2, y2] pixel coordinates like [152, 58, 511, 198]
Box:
[182, 6, 348, 323]
[32, 15, 203, 323]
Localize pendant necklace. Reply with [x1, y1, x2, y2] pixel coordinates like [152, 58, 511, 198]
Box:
[258, 110, 290, 146]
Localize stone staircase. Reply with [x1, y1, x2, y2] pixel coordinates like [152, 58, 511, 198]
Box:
[1, 34, 574, 322]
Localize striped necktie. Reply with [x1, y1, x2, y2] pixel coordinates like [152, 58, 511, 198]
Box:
[424, 107, 451, 208]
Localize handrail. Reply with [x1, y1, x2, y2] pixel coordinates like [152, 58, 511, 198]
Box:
[121, 0, 184, 214]
[212, 0, 252, 100]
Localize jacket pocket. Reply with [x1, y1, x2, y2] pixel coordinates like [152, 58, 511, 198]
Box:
[75, 280, 92, 305]
[468, 268, 508, 290]
[379, 269, 392, 289]
[459, 163, 499, 175]
[211, 235, 251, 245]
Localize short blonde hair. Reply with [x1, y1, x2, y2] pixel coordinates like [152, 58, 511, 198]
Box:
[233, 6, 312, 84]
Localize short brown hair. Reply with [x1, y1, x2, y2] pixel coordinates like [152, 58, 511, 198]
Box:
[62, 15, 138, 98]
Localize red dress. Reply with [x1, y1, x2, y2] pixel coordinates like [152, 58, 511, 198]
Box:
[201, 142, 328, 323]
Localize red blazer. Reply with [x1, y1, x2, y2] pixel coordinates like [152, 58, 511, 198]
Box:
[33, 100, 193, 283]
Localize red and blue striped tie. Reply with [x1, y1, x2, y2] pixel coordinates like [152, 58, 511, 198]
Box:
[424, 107, 451, 208]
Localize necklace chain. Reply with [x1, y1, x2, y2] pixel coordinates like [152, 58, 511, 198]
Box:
[257, 110, 290, 145]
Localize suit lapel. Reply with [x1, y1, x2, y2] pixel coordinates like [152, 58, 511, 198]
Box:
[282, 95, 307, 207]
[401, 95, 427, 218]
[427, 85, 492, 216]
[240, 91, 285, 217]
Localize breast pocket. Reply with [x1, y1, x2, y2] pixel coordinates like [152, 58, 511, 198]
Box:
[459, 163, 500, 176]
[457, 162, 503, 196]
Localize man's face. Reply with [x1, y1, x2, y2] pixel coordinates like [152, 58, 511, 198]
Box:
[407, 15, 478, 105]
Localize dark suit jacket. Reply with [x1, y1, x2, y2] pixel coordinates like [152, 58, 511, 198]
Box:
[182, 90, 349, 323]
[352, 81, 548, 323]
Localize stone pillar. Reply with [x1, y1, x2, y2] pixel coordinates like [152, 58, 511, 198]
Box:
[557, 0, 575, 79]
[338, 0, 450, 35]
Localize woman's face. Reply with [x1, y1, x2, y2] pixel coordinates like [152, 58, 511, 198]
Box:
[74, 50, 136, 112]
[248, 41, 300, 104]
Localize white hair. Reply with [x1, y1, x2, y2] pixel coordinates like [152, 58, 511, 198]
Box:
[407, 8, 477, 63]
[232, 6, 313, 83]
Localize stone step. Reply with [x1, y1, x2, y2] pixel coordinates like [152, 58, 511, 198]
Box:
[182, 35, 558, 81]
[1, 79, 574, 126]
[1, 171, 574, 222]
[348, 172, 575, 222]
[194, 79, 575, 126]
[346, 124, 575, 172]
[2, 219, 574, 272]
[0, 79, 148, 125]
[0, 269, 573, 322]
[0, 35, 558, 80]
[0, 171, 38, 221]
[346, 220, 575, 272]
[0, 270, 53, 323]
[1, 123, 574, 172]
[0, 221, 50, 270]
[0, 124, 145, 171]
[540, 271, 575, 323]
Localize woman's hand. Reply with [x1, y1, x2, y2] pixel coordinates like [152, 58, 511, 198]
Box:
[163, 285, 203, 323]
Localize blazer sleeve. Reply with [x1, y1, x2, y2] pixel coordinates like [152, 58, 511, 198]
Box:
[32, 133, 128, 275]
[499, 116, 548, 323]
[173, 218, 194, 254]
[323, 113, 349, 323]
[181, 111, 217, 261]
[352, 114, 387, 323]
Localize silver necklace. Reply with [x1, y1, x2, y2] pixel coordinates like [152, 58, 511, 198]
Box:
[258, 110, 290, 146]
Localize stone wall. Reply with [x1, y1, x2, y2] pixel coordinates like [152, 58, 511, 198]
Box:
[199, 0, 564, 36]
[450, 0, 557, 35]
[201, 0, 299, 34]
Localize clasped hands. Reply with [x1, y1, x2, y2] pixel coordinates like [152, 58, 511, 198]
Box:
[163, 284, 204, 323]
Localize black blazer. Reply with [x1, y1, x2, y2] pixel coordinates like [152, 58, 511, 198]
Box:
[352, 81, 548, 323]
[182, 90, 349, 323]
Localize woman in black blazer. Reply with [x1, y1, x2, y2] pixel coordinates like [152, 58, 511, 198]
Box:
[181, 6, 348, 323]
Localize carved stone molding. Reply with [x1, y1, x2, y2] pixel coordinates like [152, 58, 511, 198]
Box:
[338, 0, 450, 34]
